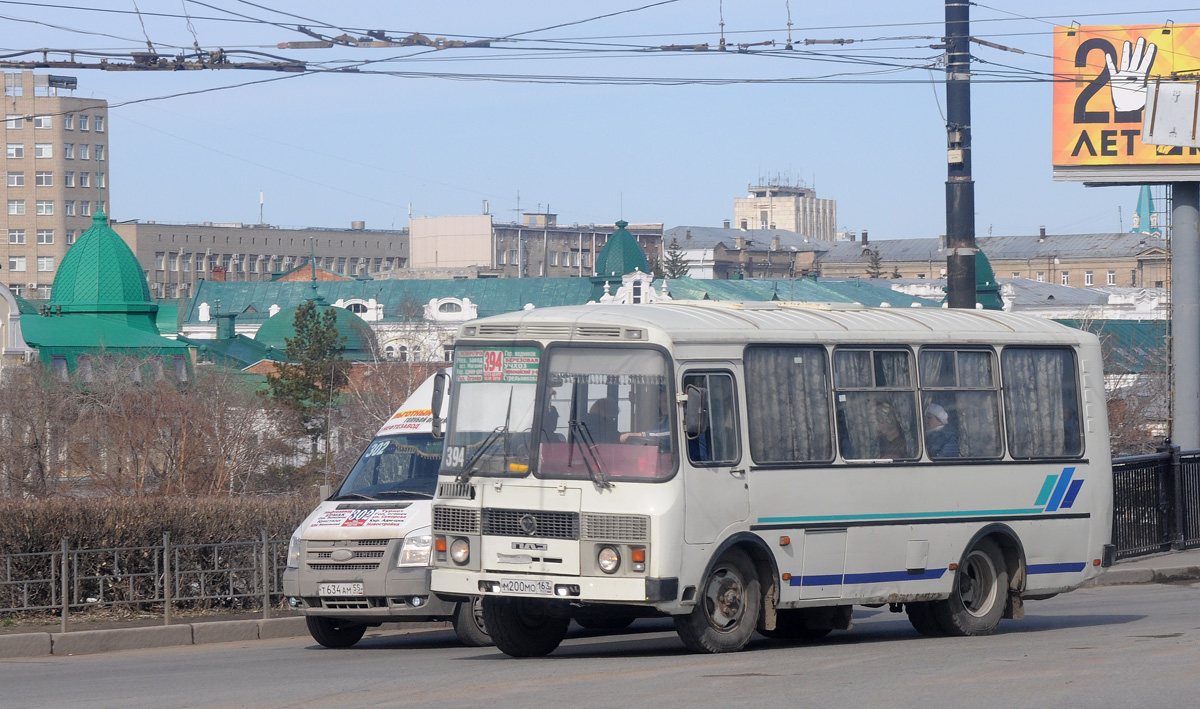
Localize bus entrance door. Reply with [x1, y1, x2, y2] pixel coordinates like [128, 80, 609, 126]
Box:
[682, 369, 749, 544]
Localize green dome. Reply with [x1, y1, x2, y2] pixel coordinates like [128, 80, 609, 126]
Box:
[51, 211, 153, 313]
[255, 299, 376, 358]
[975, 249, 1003, 310]
[594, 221, 649, 277]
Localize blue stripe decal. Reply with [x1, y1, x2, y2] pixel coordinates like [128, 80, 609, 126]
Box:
[759, 508, 1045, 524]
[1028, 562, 1087, 574]
[788, 568, 947, 587]
[1060, 479, 1084, 509]
[1034, 475, 1059, 506]
[1044, 467, 1076, 512]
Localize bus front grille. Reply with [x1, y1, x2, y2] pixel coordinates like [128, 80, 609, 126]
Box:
[483, 509, 579, 540]
[434, 506, 481, 534]
[582, 513, 649, 542]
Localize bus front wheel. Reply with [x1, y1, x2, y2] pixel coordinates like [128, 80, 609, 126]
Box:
[483, 596, 569, 657]
[675, 548, 761, 653]
[933, 537, 1008, 636]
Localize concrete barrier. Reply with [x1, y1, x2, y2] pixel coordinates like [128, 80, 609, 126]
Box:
[193, 620, 260, 645]
[0, 632, 51, 658]
[51, 625, 193, 656]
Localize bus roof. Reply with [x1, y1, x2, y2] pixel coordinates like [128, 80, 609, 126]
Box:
[458, 301, 1095, 348]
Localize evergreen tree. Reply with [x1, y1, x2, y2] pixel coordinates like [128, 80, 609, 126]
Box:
[866, 248, 885, 278]
[266, 300, 350, 441]
[662, 237, 690, 279]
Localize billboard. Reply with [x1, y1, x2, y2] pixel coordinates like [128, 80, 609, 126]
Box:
[1052, 24, 1200, 181]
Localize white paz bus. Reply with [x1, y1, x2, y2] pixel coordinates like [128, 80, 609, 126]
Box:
[429, 302, 1114, 656]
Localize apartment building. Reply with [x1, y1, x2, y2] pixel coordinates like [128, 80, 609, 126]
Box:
[110, 220, 410, 299]
[733, 181, 837, 242]
[2, 71, 108, 298]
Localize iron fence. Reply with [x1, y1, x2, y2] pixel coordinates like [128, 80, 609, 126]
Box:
[1112, 446, 1200, 559]
[1, 532, 288, 630]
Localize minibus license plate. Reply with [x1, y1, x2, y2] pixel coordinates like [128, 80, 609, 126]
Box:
[318, 583, 364, 596]
[500, 579, 553, 595]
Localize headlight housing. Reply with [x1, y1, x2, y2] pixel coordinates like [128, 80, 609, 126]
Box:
[597, 546, 620, 574]
[398, 532, 434, 567]
[450, 538, 470, 565]
[286, 531, 303, 569]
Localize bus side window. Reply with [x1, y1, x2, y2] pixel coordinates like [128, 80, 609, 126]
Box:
[1001, 347, 1083, 458]
[683, 372, 739, 465]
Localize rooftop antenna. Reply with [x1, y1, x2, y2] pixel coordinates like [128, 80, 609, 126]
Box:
[259, 189, 264, 225]
[718, 0, 726, 51]
[785, 0, 794, 50]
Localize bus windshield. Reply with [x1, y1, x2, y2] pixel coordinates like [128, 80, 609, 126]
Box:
[445, 380, 539, 478]
[537, 346, 677, 482]
[337, 434, 443, 500]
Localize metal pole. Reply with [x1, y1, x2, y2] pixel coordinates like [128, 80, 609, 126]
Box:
[945, 0, 977, 308]
[261, 529, 271, 620]
[1171, 182, 1200, 449]
[60, 537, 68, 634]
[163, 532, 172, 626]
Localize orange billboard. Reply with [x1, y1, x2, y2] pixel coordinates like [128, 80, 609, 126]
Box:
[1052, 24, 1200, 170]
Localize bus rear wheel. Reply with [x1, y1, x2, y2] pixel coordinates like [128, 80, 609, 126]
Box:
[675, 549, 761, 653]
[483, 596, 569, 657]
[905, 602, 947, 637]
[305, 616, 366, 648]
[452, 596, 492, 647]
[933, 537, 1008, 636]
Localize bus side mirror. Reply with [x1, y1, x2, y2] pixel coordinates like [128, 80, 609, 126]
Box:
[684, 384, 706, 439]
[432, 368, 449, 439]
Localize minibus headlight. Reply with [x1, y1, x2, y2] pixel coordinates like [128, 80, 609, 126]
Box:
[598, 546, 620, 574]
[286, 531, 302, 569]
[450, 538, 470, 565]
[398, 533, 433, 567]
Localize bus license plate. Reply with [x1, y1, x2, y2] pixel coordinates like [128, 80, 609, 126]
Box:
[499, 579, 554, 595]
[318, 582, 364, 596]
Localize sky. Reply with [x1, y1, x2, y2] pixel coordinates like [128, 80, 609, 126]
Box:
[1, 1, 1191, 238]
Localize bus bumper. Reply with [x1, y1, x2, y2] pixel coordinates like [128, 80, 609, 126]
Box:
[433, 569, 678, 604]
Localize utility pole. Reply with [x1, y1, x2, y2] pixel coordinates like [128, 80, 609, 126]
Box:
[945, 0, 976, 308]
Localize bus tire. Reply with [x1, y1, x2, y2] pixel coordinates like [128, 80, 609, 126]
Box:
[483, 596, 569, 657]
[905, 602, 947, 637]
[306, 616, 366, 648]
[452, 596, 492, 647]
[758, 609, 832, 641]
[933, 537, 1008, 636]
[575, 616, 636, 630]
[674, 548, 761, 653]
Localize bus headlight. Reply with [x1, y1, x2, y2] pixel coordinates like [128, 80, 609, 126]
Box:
[286, 531, 302, 569]
[398, 533, 433, 567]
[450, 538, 470, 565]
[598, 546, 620, 574]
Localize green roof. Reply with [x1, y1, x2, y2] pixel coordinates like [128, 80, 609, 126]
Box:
[182, 334, 283, 368]
[1054, 319, 1165, 375]
[255, 298, 377, 359]
[50, 211, 154, 313]
[663, 276, 941, 308]
[21, 312, 192, 350]
[594, 221, 649, 279]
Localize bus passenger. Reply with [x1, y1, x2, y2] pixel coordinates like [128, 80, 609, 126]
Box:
[586, 396, 620, 443]
[873, 400, 907, 460]
[923, 403, 960, 458]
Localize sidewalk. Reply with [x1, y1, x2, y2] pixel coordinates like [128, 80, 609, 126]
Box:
[2, 550, 1196, 660]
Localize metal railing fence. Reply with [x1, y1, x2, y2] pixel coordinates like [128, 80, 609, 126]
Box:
[1111, 446, 1200, 559]
[1, 531, 288, 631]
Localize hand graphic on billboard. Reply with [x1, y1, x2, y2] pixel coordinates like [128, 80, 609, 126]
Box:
[1104, 37, 1157, 113]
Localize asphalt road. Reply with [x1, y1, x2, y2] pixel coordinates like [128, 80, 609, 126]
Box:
[2, 582, 1197, 709]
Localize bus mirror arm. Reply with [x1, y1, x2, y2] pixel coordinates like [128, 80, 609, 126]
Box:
[431, 368, 449, 439]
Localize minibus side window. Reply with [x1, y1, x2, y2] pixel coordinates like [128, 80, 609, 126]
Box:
[1001, 347, 1083, 459]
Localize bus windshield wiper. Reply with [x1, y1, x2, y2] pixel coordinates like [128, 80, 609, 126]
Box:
[455, 425, 506, 484]
[568, 417, 611, 490]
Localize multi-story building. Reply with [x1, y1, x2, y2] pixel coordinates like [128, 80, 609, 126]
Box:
[408, 213, 662, 278]
[733, 181, 837, 242]
[2, 71, 108, 298]
[110, 220, 410, 299]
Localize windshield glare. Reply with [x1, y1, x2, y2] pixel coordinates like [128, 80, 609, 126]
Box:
[337, 434, 442, 498]
[539, 347, 676, 482]
[446, 381, 538, 475]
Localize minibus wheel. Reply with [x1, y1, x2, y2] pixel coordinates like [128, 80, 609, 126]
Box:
[674, 548, 761, 653]
[452, 596, 493, 647]
[483, 596, 569, 657]
[933, 537, 1008, 636]
[306, 616, 366, 648]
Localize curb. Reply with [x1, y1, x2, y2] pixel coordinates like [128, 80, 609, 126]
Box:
[0, 617, 454, 660]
